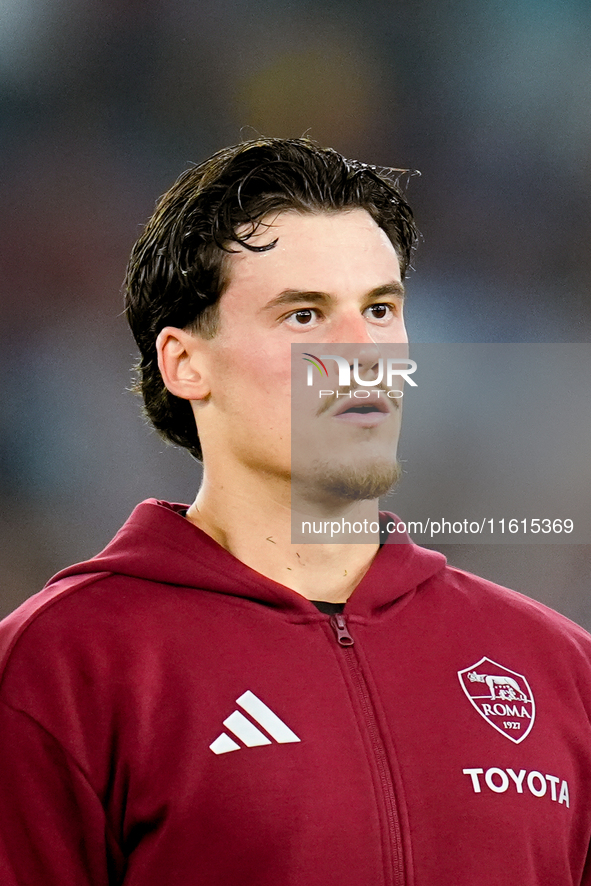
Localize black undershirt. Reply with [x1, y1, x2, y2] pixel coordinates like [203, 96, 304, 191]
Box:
[310, 600, 346, 614]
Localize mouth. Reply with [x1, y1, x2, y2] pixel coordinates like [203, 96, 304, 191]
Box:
[332, 392, 393, 427]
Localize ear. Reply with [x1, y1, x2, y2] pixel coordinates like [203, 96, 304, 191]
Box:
[156, 327, 211, 401]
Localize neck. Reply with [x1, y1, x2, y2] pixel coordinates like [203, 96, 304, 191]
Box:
[186, 465, 381, 604]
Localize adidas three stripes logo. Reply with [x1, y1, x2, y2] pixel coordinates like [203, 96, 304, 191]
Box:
[209, 690, 301, 755]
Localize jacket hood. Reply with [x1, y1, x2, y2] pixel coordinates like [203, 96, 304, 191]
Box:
[48, 499, 447, 617]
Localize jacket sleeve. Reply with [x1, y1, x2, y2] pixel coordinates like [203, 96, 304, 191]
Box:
[0, 701, 125, 885]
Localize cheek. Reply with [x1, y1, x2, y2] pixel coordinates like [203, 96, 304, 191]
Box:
[375, 315, 408, 345]
[212, 342, 291, 416]
[212, 339, 257, 388]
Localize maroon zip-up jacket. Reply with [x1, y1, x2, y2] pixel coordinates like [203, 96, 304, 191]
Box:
[1, 499, 591, 884]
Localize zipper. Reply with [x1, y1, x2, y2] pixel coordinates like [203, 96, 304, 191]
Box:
[330, 613, 354, 646]
[329, 613, 405, 886]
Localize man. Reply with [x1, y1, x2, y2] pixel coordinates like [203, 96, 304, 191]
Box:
[1, 137, 590, 885]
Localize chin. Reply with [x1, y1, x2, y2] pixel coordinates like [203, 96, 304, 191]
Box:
[293, 457, 402, 504]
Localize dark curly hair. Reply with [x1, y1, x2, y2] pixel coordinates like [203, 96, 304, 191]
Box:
[124, 137, 419, 460]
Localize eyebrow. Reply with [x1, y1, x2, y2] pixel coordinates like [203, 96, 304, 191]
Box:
[261, 281, 406, 312]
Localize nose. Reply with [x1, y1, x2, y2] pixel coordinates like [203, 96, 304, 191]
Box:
[352, 340, 382, 376]
[329, 308, 408, 379]
[330, 312, 377, 366]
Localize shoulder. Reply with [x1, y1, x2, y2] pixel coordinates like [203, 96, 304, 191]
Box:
[0, 568, 183, 699]
[0, 571, 109, 672]
[431, 562, 591, 659]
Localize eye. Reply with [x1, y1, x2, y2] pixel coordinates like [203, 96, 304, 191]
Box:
[284, 308, 321, 329]
[364, 303, 394, 322]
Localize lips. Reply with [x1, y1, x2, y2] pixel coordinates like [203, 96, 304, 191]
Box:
[331, 391, 393, 426]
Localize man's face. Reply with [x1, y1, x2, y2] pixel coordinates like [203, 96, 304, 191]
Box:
[194, 208, 408, 501]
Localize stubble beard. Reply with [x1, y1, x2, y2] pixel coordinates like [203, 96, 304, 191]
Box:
[292, 456, 402, 507]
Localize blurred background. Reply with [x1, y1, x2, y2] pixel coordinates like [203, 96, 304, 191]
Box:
[1, 0, 590, 622]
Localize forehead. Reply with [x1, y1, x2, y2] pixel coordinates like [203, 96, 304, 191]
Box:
[223, 209, 402, 299]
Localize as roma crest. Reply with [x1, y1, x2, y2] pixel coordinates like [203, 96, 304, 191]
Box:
[458, 657, 535, 744]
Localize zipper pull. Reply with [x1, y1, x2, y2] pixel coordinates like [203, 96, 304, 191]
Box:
[330, 613, 354, 647]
